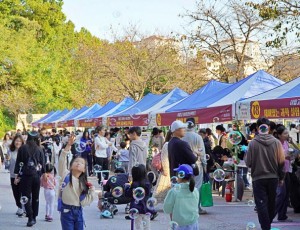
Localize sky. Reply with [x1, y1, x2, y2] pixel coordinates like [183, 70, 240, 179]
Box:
[62, 0, 197, 40]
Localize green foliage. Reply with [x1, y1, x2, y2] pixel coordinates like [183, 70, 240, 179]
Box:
[247, 0, 300, 48]
[0, 0, 207, 130]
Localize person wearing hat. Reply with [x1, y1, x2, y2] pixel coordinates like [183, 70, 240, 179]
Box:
[163, 164, 199, 229]
[14, 131, 45, 227]
[168, 120, 197, 178]
[182, 118, 207, 215]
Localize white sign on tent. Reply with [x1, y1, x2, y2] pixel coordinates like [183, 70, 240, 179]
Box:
[236, 102, 251, 120]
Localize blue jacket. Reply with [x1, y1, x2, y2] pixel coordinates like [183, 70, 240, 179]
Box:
[80, 137, 92, 153]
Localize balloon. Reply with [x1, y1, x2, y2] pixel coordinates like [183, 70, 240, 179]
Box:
[213, 169, 225, 182]
[177, 170, 185, 179]
[110, 176, 117, 184]
[112, 186, 123, 198]
[228, 131, 242, 145]
[246, 222, 256, 230]
[169, 221, 179, 230]
[20, 196, 28, 205]
[93, 164, 102, 172]
[133, 187, 145, 202]
[129, 208, 139, 219]
[146, 197, 157, 211]
[74, 141, 86, 153]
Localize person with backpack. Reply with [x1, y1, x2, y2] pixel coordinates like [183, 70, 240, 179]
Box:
[153, 131, 172, 203]
[14, 131, 45, 227]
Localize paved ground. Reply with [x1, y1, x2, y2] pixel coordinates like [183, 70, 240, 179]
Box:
[0, 169, 299, 230]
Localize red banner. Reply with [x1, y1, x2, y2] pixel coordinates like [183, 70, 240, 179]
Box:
[78, 118, 103, 127]
[107, 114, 149, 127]
[57, 121, 72, 128]
[156, 105, 233, 126]
[40, 123, 55, 129]
[250, 97, 300, 119]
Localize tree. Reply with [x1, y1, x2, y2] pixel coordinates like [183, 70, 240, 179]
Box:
[247, 0, 300, 48]
[184, 0, 268, 82]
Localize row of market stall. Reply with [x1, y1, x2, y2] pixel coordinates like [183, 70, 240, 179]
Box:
[32, 70, 300, 129]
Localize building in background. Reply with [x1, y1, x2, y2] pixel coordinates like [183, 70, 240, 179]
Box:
[16, 114, 46, 131]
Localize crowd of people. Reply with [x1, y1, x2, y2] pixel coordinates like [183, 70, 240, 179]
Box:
[0, 118, 299, 230]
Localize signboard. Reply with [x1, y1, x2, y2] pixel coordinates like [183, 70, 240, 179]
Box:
[57, 121, 69, 128]
[250, 97, 300, 119]
[236, 102, 251, 120]
[157, 104, 233, 126]
[78, 118, 103, 127]
[141, 132, 151, 149]
[41, 123, 55, 129]
[107, 114, 149, 127]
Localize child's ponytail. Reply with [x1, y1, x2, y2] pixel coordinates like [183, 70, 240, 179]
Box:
[189, 176, 195, 192]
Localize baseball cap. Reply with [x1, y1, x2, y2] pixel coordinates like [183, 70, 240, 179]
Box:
[174, 164, 194, 176]
[171, 120, 187, 132]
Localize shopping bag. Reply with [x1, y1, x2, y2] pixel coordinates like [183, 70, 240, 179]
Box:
[200, 174, 213, 207]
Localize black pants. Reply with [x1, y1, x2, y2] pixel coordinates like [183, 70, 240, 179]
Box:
[275, 173, 290, 220]
[10, 177, 22, 209]
[20, 174, 41, 220]
[95, 157, 109, 182]
[82, 151, 93, 176]
[253, 178, 278, 230]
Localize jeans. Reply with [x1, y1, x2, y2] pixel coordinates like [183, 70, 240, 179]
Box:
[20, 174, 41, 220]
[274, 173, 290, 220]
[60, 205, 83, 230]
[252, 178, 278, 230]
[241, 167, 250, 187]
[177, 221, 199, 230]
[10, 177, 22, 208]
[194, 162, 203, 208]
[44, 188, 55, 218]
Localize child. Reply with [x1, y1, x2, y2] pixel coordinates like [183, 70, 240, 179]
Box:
[117, 142, 129, 172]
[58, 134, 95, 230]
[40, 163, 57, 222]
[125, 164, 152, 230]
[163, 164, 199, 230]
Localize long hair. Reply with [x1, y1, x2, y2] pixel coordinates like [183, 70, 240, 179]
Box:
[82, 130, 90, 140]
[3, 133, 10, 141]
[69, 156, 88, 194]
[165, 130, 172, 143]
[26, 132, 40, 157]
[182, 174, 195, 192]
[10, 134, 24, 152]
[131, 164, 147, 188]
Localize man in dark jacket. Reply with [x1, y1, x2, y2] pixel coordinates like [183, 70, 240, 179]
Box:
[246, 117, 285, 230]
[168, 120, 197, 177]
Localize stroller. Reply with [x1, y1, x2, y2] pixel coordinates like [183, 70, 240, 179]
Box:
[99, 168, 131, 219]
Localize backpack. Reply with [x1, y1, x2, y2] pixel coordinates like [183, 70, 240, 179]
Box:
[23, 156, 38, 176]
[151, 152, 162, 171]
[57, 174, 86, 212]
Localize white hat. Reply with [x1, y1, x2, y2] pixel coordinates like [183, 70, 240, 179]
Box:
[171, 120, 187, 132]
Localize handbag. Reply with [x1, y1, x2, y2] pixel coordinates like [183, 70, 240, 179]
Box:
[200, 173, 213, 207]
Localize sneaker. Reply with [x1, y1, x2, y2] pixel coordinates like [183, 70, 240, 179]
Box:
[125, 215, 131, 220]
[16, 208, 23, 216]
[27, 220, 35, 227]
[199, 209, 207, 215]
[245, 186, 251, 190]
[46, 217, 53, 222]
[112, 205, 118, 215]
[45, 215, 49, 221]
[278, 218, 293, 222]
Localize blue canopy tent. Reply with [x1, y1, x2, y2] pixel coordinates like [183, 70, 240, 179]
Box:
[32, 111, 55, 127]
[77, 101, 118, 127]
[57, 106, 89, 127]
[167, 70, 284, 112]
[103, 97, 135, 116]
[109, 88, 188, 127]
[40, 109, 70, 128]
